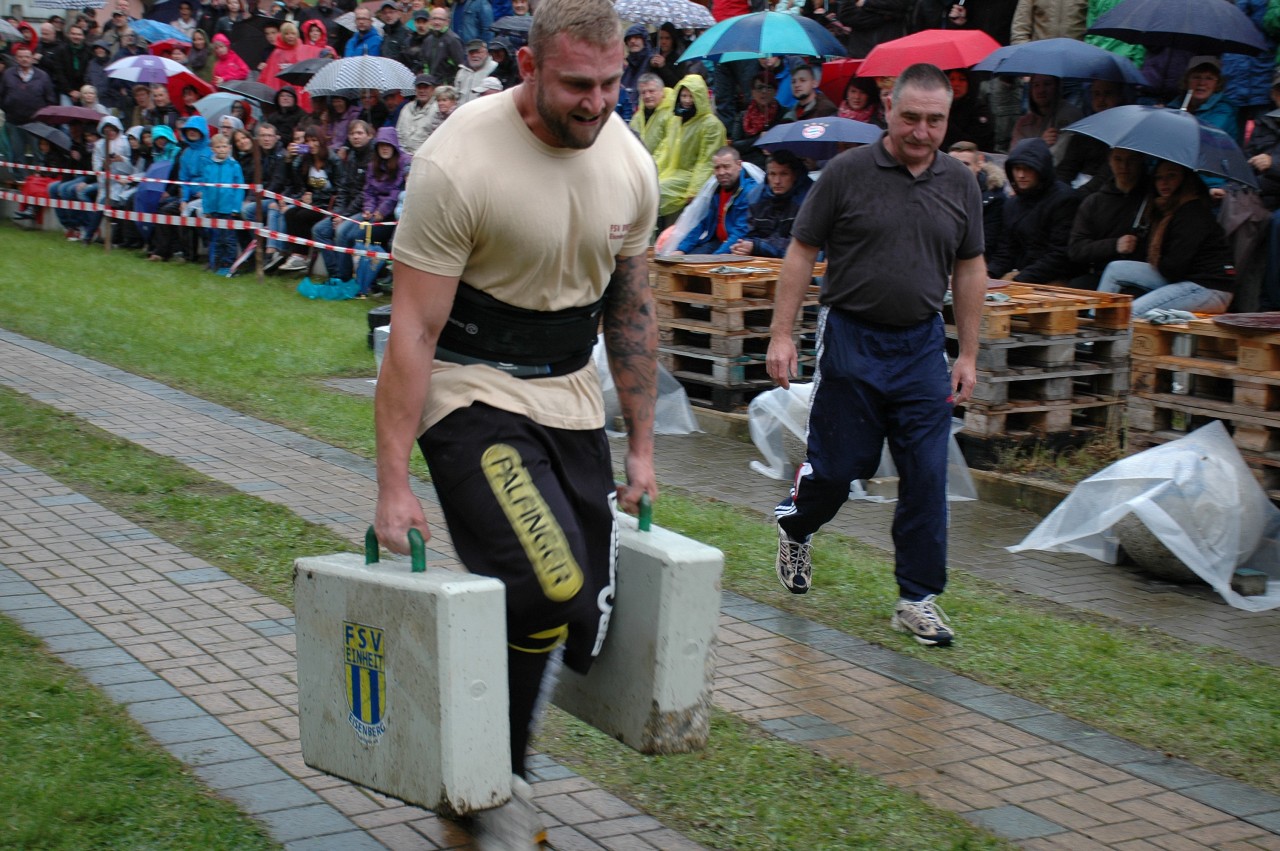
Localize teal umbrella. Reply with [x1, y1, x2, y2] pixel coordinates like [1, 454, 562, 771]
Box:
[678, 11, 846, 64]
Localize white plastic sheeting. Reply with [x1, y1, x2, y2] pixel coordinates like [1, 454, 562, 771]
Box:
[1009, 421, 1280, 612]
[594, 336, 701, 437]
[746, 381, 977, 502]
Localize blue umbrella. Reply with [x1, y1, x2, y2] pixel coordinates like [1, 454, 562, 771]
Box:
[679, 11, 846, 63]
[755, 116, 881, 159]
[128, 18, 193, 45]
[1064, 105, 1257, 189]
[1088, 0, 1267, 56]
[973, 38, 1145, 86]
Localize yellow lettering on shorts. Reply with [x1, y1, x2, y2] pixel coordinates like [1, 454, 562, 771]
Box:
[509, 624, 570, 654]
[481, 443, 584, 603]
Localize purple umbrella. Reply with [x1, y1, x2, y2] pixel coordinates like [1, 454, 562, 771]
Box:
[105, 54, 190, 85]
[33, 105, 105, 124]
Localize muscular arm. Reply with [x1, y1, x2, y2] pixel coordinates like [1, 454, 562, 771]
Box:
[603, 252, 659, 515]
[950, 253, 986, 404]
[766, 238, 820, 390]
[373, 262, 460, 554]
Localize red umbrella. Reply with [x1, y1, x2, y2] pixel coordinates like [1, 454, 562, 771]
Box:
[819, 57, 861, 103]
[857, 29, 1000, 79]
[167, 71, 215, 116]
[148, 38, 189, 57]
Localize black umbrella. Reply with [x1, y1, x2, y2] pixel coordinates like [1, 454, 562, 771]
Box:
[1087, 0, 1268, 56]
[218, 79, 279, 105]
[19, 122, 71, 151]
[276, 56, 334, 86]
[492, 14, 532, 44]
[230, 16, 279, 69]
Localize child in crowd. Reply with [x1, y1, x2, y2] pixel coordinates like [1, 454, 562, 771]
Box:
[200, 132, 247, 276]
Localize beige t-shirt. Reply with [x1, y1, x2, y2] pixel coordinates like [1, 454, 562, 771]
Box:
[392, 90, 659, 435]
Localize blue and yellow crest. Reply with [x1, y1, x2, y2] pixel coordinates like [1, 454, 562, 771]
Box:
[344, 621, 388, 744]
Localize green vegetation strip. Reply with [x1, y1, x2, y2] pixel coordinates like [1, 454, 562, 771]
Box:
[0, 614, 279, 850]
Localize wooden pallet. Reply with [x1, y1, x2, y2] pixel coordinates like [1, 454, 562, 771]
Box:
[675, 376, 777, 412]
[945, 284, 1132, 340]
[1130, 317, 1280, 374]
[652, 258, 826, 303]
[946, 328, 1131, 371]
[959, 397, 1123, 437]
[1131, 361, 1280, 417]
[659, 323, 818, 358]
[659, 346, 812, 385]
[969, 364, 1129, 406]
[1127, 395, 1280, 452]
[655, 293, 822, 332]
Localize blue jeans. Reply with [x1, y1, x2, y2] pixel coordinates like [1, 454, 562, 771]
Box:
[1098, 260, 1232, 315]
[313, 216, 357, 281]
[776, 310, 953, 601]
[49, 178, 88, 229]
[5, 123, 36, 179]
[1263, 209, 1280, 310]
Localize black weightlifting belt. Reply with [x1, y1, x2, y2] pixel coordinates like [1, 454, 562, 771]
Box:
[435, 281, 603, 379]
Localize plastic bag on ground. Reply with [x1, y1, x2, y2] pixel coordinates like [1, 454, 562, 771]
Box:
[1008, 420, 1280, 611]
[747, 382, 977, 502]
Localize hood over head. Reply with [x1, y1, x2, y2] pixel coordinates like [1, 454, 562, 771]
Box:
[181, 114, 211, 145]
[97, 115, 124, 135]
[374, 125, 400, 148]
[1005, 136, 1056, 193]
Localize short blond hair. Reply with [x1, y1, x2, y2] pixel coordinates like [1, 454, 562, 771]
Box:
[527, 0, 621, 66]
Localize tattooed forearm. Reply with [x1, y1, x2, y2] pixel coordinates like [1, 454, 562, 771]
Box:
[604, 253, 657, 441]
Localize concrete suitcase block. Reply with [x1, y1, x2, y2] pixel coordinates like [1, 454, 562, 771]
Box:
[294, 550, 510, 816]
[553, 514, 723, 754]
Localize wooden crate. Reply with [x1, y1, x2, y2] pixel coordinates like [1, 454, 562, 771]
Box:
[651, 258, 826, 303]
[959, 397, 1123, 437]
[944, 283, 1133, 340]
[946, 329, 1131, 372]
[968, 364, 1129, 407]
[658, 346, 813, 385]
[1130, 317, 1280, 374]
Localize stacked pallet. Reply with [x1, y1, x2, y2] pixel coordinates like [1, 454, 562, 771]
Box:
[1128, 317, 1280, 504]
[944, 283, 1133, 439]
[652, 258, 823, 411]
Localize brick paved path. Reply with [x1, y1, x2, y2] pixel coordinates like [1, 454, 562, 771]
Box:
[2, 329, 1279, 850]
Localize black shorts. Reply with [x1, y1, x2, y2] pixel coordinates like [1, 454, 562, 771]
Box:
[418, 403, 616, 674]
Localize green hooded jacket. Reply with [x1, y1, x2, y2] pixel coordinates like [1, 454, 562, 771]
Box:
[654, 74, 727, 218]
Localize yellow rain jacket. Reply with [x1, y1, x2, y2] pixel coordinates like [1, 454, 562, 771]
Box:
[654, 74, 726, 218]
[630, 85, 675, 155]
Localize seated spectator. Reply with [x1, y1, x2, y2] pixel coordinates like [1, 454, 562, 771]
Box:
[344, 8, 383, 56]
[187, 29, 213, 81]
[986, 136, 1082, 283]
[200, 132, 247, 275]
[307, 119, 375, 276]
[320, 126, 407, 290]
[668, 147, 759, 256]
[1067, 146, 1147, 290]
[127, 84, 152, 128]
[488, 38, 519, 90]
[729, 149, 812, 258]
[144, 83, 181, 129]
[230, 126, 255, 172]
[1056, 78, 1124, 196]
[1010, 74, 1082, 163]
[731, 70, 786, 169]
[396, 74, 439, 155]
[837, 76, 882, 127]
[323, 93, 361, 148]
[1182, 55, 1240, 144]
[356, 87, 389, 128]
[1098, 160, 1235, 314]
[231, 99, 256, 131]
[454, 38, 497, 105]
[265, 86, 307, 142]
[211, 34, 250, 86]
[948, 140, 1006, 253]
[419, 84, 459, 143]
[79, 84, 109, 115]
[246, 122, 287, 251]
[785, 63, 837, 121]
[655, 74, 727, 220]
[631, 73, 673, 156]
[80, 116, 135, 244]
[1249, 72, 1280, 309]
[147, 118, 211, 262]
[272, 127, 342, 274]
[942, 69, 992, 153]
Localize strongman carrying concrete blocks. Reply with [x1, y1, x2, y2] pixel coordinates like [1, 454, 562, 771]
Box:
[295, 532, 511, 815]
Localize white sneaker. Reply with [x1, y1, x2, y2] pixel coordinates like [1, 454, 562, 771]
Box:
[279, 254, 310, 273]
[892, 595, 955, 646]
[474, 774, 545, 850]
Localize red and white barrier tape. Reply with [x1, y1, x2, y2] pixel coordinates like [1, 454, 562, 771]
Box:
[0, 159, 96, 177]
[105, 208, 261, 229]
[0, 189, 101, 211]
[259, 190, 400, 228]
[258, 227, 392, 259]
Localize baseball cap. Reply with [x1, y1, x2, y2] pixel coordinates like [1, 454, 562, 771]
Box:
[411, 8, 429, 19]
[414, 73, 438, 86]
[473, 76, 502, 94]
[466, 38, 486, 51]
[1187, 55, 1222, 75]
[378, 1, 397, 9]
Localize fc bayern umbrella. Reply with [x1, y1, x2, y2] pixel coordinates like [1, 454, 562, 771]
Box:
[973, 38, 1145, 86]
[1064, 105, 1256, 189]
[679, 11, 846, 63]
[858, 29, 999, 78]
[755, 116, 882, 159]
[1088, 0, 1268, 56]
[305, 55, 416, 96]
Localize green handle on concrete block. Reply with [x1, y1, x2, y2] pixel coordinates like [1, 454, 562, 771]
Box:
[638, 493, 652, 532]
[364, 526, 427, 573]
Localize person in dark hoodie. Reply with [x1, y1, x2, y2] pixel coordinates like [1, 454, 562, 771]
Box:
[1248, 74, 1280, 309]
[1098, 160, 1235, 315]
[148, 116, 212, 262]
[86, 39, 122, 111]
[488, 37, 519, 91]
[266, 86, 306, 141]
[730, 149, 813, 258]
[618, 23, 651, 122]
[309, 118, 374, 279]
[986, 136, 1081, 283]
[1067, 146, 1148, 290]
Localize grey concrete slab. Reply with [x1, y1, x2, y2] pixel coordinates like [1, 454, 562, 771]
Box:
[221, 779, 324, 814]
[193, 757, 295, 791]
[254, 804, 360, 843]
[1180, 781, 1280, 818]
[1061, 733, 1161, 766]
[82, 661, 160, 687]
[167, 734, 262, 767]
[962, 805, 1069, 840]
[1006, 713, 1105, 743]
[40, 630, 114, 652]
[284, 833, 389, 851]
[143, 715, 233, 745]
[125, 697, 206, 724]
[952, 692, 1056, 721]
[102, 677, 184, 704]
[1118, 758, 1227, 791]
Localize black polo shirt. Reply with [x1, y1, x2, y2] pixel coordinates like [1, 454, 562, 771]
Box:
[792, 139, 984, 327]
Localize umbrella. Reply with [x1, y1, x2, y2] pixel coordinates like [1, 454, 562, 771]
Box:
[128, 18, 192, 45]
[857, 29, 999, 78]
[754, 116, 882, 159]
[305, 55, 416, 96]
[275, 56, 334, 85]
[818, 57, 861, 103]
[194, 91, 263, 124]
[680, 11, 846, 63]
[335, 11, 385, 34]
[0, 18, 22, 40]
[19, 122, 71, 151]
[1088, 0, 1268, 56]
[1063, 105, 1257, 189]
[615, 0, 715, 30]
[105, 54, 190, 84]
[218, 79, 279, 105]
[33, 105, 105, 124]
[492, 15, 534, 38]
[231, 17, 280, 69]
[973, 38, 1145, 86]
